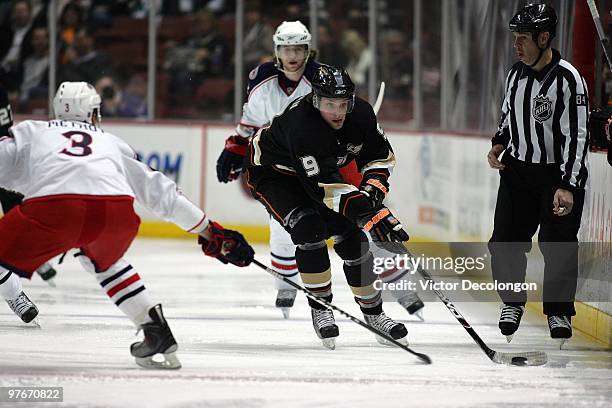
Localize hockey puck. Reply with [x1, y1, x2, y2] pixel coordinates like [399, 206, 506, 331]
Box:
[511, 357, 528, 366]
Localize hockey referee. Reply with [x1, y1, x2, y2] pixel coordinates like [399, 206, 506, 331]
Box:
[486, 4, 589, 346]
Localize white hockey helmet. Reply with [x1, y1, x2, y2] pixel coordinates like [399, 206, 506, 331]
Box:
[273, 20, 311, 50]
[53, 81, 101, 123]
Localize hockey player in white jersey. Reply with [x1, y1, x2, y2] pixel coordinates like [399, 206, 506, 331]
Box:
[0, 82, 255, 369]
[216, 21, 424, 319]
[216, 21, 320, 318]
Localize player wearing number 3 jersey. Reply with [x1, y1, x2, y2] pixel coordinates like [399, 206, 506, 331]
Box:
[0, 82, 254, 369]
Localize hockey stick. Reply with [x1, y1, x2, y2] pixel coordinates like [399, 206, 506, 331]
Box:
[378, 242, 547, 366]
[372, 82, 386, 115]
[587, 0, 612, 67]
[252, 258, 431, 364]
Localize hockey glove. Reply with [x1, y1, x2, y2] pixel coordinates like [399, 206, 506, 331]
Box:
[359, 171, 389, 207]
[358, 206, 409, 242]
[216, 135, 249, 183]
[0, 187, 24, 213]
[589, 107, 611, 150]
[198, 221, 255, 267]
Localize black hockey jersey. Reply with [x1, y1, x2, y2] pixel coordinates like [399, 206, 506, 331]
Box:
[0, 86, 13, 136]
[247, 95, 395, 220]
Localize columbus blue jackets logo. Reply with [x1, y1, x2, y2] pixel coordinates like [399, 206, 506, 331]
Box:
[532, 95, 552, 123]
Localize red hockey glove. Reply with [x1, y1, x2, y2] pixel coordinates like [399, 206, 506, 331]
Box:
[198, 221, 254, 267]
[216, 135, 249, 183]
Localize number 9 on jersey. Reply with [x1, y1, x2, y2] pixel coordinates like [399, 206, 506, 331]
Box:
[300, 155, 320, 177]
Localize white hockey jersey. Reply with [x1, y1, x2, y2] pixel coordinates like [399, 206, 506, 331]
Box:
[236, 60, 320, 137]
[0, 120, 207, 233]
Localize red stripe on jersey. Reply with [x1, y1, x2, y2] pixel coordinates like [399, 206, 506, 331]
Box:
[271, 260, 297, 271]
[107, 273, 141, 297]
[188, 215, 208, 232]
[378, 267, 399, 280]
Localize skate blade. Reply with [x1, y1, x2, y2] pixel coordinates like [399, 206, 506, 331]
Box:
[321, 338, 336, 350]
[45, 278, 56, 288]
[281, 308, 290, 319]
[30, 318, 41, 328]
[557, 338, 568, 350]
[375, 335, 408, 347]
[135, 351, 182, 370]
[413, 310, 424, 322]
[505, 334, 514, 343]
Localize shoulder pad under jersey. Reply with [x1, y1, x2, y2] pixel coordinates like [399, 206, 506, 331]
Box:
[246, 62, 279, 96]
[303, 60, 321, 82]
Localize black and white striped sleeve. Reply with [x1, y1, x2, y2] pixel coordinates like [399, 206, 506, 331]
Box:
[558, 64, 589, 191]
[492, 67, 518, 147]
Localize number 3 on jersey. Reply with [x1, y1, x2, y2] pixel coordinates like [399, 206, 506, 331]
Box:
[300, 155, 320, 176]
[61, 131, 93, 157]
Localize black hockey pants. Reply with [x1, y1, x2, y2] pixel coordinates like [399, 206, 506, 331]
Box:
[488, 154, 585, 316]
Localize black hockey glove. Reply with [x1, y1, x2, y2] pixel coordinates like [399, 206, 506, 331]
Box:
[358, 206, 409, 242]
[359, 171, 389, 207]
[216, 135, 249, 183]
[589, 107, 611, 150]
[0, 187, 24, 214]
[198, 221, 255, 267]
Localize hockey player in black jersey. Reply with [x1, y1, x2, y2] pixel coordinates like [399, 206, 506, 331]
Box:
[0, 86, 58, 285]
[245, 64, 409, 349]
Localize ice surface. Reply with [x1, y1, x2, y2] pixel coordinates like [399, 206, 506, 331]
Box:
[1, 239, 610, 408]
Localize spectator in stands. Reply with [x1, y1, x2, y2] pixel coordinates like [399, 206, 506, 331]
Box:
[95, 75, 122, 117]
[316, 24, 349, 68]
[243, 1, 273, 72]
[18, 25, 47, 109]
[59, 27, 113, 85]
[0, 0, 34, 92]
[380, 29, 413, 98]
[58, 2, 84, 64]
[165, 9, 230, 98]
[340, 28, 371, 88]
[118, 74, 147, 118]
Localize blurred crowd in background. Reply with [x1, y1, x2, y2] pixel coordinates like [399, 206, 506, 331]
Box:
[0, 0, 610, 128]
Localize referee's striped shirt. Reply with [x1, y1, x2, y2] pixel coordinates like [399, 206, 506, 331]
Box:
[492, 49, 589, 191]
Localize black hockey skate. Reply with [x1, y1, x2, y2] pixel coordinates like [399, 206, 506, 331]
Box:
[499, 304, 524, 343]
[130, 304, 181, 369]
[311, 308, 339, 350]
[6, 291, 39, 326]
[363, 312, 408, 346]
[397, 291, 424, 321]
[275, 289, 297, 319]
[36, 263, 57, 287]
[548, 315, 572, 349]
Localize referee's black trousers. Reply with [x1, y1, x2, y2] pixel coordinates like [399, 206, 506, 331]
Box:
[488, 154, 585, 317]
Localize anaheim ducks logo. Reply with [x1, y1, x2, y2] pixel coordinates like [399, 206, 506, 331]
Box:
[532, 95, 552, 123]
[336, 143, 363, 166]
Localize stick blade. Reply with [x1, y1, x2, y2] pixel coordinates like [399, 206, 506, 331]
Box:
[417, 352, 432, 365]
[492, 350, 547, 366]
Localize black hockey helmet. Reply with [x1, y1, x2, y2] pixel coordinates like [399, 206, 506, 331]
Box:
[311, 64, 355, 113]
[509, 4, 557, 45]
